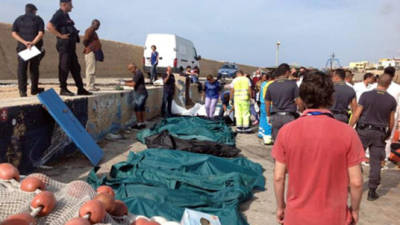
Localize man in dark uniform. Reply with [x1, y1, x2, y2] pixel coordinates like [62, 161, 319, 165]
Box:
[330, 69, 357, 123]
[266, 63, 303, 140]
[47, 0, 91, 96]
[350, 74, 397, 201]
[11, 3, 45, 97]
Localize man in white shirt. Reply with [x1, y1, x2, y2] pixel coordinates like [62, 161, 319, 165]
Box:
[383, 67, 400, 160]
[345, 70, 355, 88]
[353, 73, 376, 102]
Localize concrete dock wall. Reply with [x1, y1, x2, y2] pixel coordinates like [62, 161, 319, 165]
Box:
[0, 84, 201, 173]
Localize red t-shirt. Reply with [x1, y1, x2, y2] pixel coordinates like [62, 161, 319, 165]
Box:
[272, 109, 365, 225]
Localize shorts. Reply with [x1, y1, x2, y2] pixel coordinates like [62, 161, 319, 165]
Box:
[133, 92, 148, 111]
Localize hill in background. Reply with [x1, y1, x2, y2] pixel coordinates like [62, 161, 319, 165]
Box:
[0, 23, 258, 80]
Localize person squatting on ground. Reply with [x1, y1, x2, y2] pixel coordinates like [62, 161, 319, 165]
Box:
[83, 19, 103, 91]
[350, 74, 397, 201]
[231, 70, 252, 133]
[11, 3, 45, 97]
[127, 63, 148, 129]
[150, 45, 159, 83]
[330, 68, 357, 123]
[47, 0, 92, 96]
[272, 70, 364, 225]
[203, 75, 221, 118]
[161, 66, 175, 117]
[266, 63, 303, 140]
[218, 90, 231, 118]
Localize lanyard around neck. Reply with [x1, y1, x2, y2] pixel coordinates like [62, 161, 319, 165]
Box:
[306, 111, 334, 118]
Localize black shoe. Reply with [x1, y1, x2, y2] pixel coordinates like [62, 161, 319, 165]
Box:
[31, 88, 45, 95]
[131, 124, 141, 129]
[77, 88, 92, 96]
[367, 188, 379, 201]
[20, 92, 27, 97]
[60, 89, 75, 96]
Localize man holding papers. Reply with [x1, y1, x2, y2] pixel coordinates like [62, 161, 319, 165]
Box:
[11, 3, 45, 97]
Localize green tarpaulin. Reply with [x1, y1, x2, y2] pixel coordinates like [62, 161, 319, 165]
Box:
[137, 117, 236, 146]
[88, 149, 265, 225]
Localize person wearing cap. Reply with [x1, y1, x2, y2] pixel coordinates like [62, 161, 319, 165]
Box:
[11, 3, 45, 97]
[266, 63, 303, 141]
[350, 73, 396, 201]
[83, 19, 103, 91]
[330, 68, 357, 123]
[272, 70, 364, 225]
[47, 0, 92, 96]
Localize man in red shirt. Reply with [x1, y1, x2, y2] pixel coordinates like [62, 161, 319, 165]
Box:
[272, 71, 364, 225]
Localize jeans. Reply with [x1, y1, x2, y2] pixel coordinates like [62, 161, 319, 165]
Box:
[205, 97, 218, 118]
[270, 114, 295, 140]
[151, 64, 158, 82]
[161, 92, 173, 117]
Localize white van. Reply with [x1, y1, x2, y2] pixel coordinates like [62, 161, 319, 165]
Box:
[143, 33, 201, 75]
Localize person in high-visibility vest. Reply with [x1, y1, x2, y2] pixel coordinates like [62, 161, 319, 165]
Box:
[230, 70, 252, 133]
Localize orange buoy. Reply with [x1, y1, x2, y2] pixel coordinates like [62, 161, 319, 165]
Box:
[131, 218, 147, 225]
[94, 193, 115, 213]
[79, 200, 106, 224]
[21, 177, 46, 192]
[30, 191, 56, 216]
[110, 200, 128, 217]
[96, 185, 115, 197]
[1, 213, 36, 225]
[64, 217, 91, 225]
[0, 163, 20, 181]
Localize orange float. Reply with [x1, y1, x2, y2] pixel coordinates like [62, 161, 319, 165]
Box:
[94, 193, 115, 213]
[1, 213, 36, 225]
[96, 185, 115, 197]
[64, 217, 91, 225]
[30, 191, 57, 216]
[79, 199, 106, 224]
[132, 218, 149, 225]
[0, 163, 20, 181]
[20, 177, 46, 192]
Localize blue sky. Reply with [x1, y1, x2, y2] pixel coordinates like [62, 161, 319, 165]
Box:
[1, 0, 400, 68]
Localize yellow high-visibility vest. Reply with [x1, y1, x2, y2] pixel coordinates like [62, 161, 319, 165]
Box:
[233, 76, 250, 101]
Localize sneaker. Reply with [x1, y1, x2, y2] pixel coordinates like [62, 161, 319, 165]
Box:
[367, 189, 379, 201]
[88, 87, 100, 91]
[31, 88, 45, 95]
[263, 136, 273, 145]
[19, 92, 27, 97]
[77, 88, 92, 96]
[60, 89, 74, 96]
[242, 127, 253, 134]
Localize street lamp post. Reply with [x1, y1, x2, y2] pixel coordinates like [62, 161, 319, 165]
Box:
[276, 41, 281, 67]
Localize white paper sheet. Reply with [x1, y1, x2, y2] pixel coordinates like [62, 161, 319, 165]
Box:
[18, 46, 41, 61]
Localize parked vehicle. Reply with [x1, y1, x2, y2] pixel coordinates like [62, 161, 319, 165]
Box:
[218, 63, 239, 80]
[143, 33, 201, 75]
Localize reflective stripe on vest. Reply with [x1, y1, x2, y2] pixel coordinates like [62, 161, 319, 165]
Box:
[234, 77, 250, 101]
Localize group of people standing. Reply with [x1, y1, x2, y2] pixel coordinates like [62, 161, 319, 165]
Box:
[12, 0, 103, 97]
[263, 63, 400, 224]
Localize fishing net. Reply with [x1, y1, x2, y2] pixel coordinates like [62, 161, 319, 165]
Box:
[0, 173, 177, 225]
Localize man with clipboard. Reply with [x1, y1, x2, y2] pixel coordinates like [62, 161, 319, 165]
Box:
[11, 3, 45, 97]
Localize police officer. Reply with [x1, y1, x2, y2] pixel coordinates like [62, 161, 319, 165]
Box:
[47, 0, 91, 96]
[350, 74, 397, 201]
[11, 3, 45, 97]
[330, 68, 357, 123]
[266, 63, 303, 140]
